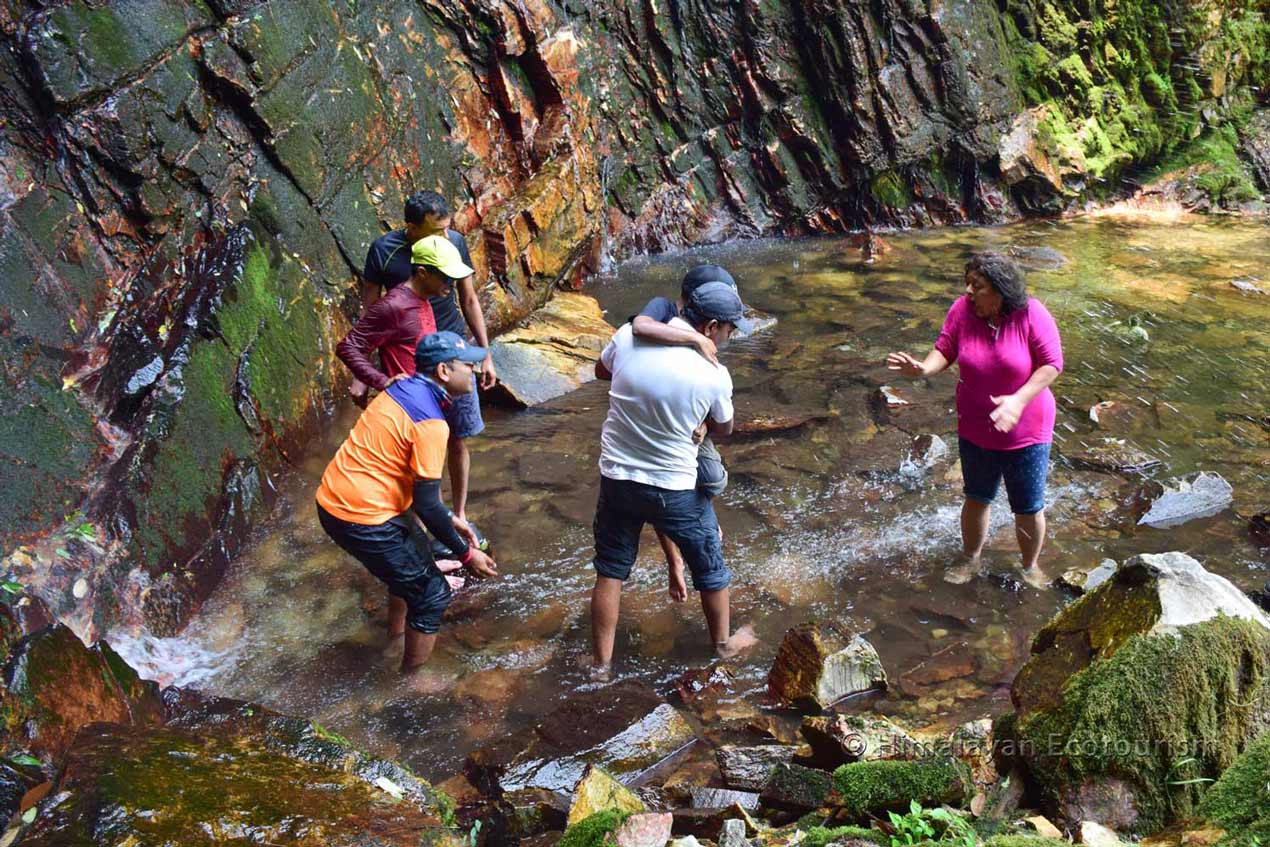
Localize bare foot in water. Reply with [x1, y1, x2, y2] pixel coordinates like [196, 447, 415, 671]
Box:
[589, 663, 613, 683]
[716, 625, 758, 659]
[402, 668, 454, 695]
[383, 632, 405, 658]
[1022, 565, 1050, 590]
[667, 561, 688, 603]
[944, 555, 978, 585]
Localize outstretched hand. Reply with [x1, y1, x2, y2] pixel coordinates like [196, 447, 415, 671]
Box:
[989, 393, 1025, 433]
[886, 351, 925, 378]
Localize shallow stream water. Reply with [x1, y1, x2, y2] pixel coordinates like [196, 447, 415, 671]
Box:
[112, 215, 1269, 781]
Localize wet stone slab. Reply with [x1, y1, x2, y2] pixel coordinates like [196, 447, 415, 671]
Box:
[465, 681, 697, 795]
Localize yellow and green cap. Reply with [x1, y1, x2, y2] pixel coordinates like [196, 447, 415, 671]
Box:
[411, 234, 475, 279]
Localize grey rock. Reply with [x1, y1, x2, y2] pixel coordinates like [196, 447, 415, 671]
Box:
[1138, 472, 1234, 528]
[716, 745, 797, 791]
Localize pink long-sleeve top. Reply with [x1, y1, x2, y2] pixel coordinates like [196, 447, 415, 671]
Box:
[934, 296, 1064, 451]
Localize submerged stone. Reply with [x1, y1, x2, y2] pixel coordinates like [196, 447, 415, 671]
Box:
[1138, 472, 1234, 528]
[767, 622, 886, 709]
[1064, 439, 1162, 475]
[467, 681, 695, 795]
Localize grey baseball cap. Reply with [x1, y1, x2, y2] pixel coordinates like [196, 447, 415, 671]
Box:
[687, 281, 746, 325]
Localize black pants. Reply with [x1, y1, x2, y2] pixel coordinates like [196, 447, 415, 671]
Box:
[317, 505, 452, 634]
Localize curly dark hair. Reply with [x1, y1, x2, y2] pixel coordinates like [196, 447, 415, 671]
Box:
[404, 191, 449, 225]
[965, 252, 1028, 314]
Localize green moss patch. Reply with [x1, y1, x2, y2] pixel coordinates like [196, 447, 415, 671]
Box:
[1000, 0, 1270, 196]
[801, 824, 888, 847]
[831, 759, 969, 819]
[558, 810, 633, 847]
[1144, 126, 1262, 205]
[1015, 617, 1270, 834]
[1197, 731, 1270, 847]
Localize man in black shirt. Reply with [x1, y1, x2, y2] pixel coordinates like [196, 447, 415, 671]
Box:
[356, 191, 496, 522]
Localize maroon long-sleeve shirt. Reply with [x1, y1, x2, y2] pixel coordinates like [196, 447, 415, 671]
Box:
[336, 284, 437, 391]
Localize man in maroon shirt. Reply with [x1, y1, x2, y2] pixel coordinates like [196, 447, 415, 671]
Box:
[336, 234, 477, 648]
[338, 235, 475, 395]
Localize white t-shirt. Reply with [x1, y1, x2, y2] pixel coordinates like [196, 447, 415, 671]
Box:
[598, 320, 734, 490]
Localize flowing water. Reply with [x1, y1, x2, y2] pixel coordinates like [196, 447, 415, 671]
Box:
[111, 215, 1270, 781]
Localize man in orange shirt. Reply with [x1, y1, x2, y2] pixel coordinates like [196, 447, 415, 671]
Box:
[317, 332, 498, 672]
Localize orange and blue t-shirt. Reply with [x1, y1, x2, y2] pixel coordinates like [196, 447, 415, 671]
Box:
[316, 376, 450, 525]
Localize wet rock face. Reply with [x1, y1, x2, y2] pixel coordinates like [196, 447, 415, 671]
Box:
[1, 624, 163, 763]
[2, 0, 1265, 637]
[19, 722, 459, 847]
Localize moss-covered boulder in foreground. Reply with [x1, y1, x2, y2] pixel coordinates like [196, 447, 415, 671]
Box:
[1009, 617, 1270, 834]
[830, 759, 970, 819]
[1, 624, 163, 763]
[1004, 553, 1270, 834]
[1196, 731, 1270, 847]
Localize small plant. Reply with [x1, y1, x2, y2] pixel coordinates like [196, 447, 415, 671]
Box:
[889, 801, 935, 847]
[466, 819, 482, 847]
[888, 801, 976, 847]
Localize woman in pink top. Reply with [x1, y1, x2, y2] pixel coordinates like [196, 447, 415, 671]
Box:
[887, 252, 1063, 587]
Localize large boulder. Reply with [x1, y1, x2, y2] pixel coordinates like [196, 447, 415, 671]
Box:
[767, 622, 886, 709]
[487, 292, 615, 407]
[1004, 553, 1270, 834]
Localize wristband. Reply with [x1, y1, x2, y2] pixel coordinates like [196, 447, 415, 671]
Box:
[458, 546, 475, 565]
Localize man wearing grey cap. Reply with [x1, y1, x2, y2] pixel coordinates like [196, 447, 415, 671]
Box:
[590, 281, 758, 679]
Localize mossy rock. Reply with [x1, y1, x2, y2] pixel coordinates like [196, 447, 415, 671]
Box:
[982, 837, 1071, 847]
[1013, 616, 1270, 834]
[830, 758, 969, 820]
[1, 625, 163, 763]
[558, 810, 632, 847]
[1196, 730, 1270, 847]
[1012, 552, 1270, 719]
[19, 722, 461, 847]
[799, 824, 888, 847]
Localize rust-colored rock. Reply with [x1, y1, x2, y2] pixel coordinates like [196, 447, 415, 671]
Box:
[767, 621, 887, 708]
[1, 625, 163, 763]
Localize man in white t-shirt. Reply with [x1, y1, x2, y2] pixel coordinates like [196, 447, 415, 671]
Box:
[590, 281, 758, 678]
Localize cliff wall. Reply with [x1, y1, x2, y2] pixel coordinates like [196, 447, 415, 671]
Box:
[0, 0, 1265, 636]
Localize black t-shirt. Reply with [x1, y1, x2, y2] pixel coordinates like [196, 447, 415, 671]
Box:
[630, 296, 678, 325]
[362, 228, 472, 335]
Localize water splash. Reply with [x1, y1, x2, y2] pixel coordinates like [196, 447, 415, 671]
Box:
[108, 628, 240, 690]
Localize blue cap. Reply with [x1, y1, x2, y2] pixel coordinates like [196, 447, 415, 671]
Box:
[415, 331, 488, 371]
[681, 264, 737, 299]
[686, 281, 746, 325]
